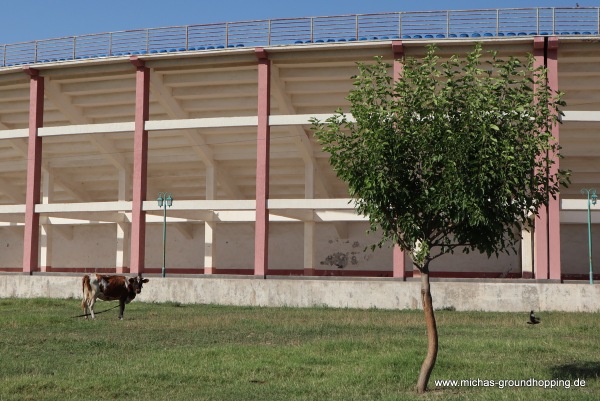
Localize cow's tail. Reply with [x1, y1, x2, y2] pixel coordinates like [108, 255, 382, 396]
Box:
[81, 275, 91, 313]
[82, 274, 92, 295]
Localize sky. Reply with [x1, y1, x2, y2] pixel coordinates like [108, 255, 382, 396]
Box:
[0, 1, 592, 45]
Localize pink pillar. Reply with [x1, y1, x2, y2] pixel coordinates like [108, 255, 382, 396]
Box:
[392, 246, 406, 279]
[391, 41, 406, 280]
[546, 37, 561, 280]
[254, 48, 271, 277]
[129, 57, 150, 275]
[533, 36, 550, 280]
[22, 68, 44, 274]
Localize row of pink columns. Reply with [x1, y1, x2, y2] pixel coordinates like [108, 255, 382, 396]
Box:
[388, 39, 562, 280]
[20, 41, 561, 279]
[252, 44, 407, 278]
[20, 59, 151, 276]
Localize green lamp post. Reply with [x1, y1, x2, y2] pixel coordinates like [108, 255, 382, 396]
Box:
[157, 192, 173, 278]
[581, 188, 597, 284]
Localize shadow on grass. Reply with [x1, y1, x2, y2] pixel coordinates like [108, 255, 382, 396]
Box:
[550, 362, 600, 380]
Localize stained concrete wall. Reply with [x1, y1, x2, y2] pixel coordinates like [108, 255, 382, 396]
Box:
[2, 274, 599, 313]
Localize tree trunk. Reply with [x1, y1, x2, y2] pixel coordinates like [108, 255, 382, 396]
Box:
[416, 268, 438, 393]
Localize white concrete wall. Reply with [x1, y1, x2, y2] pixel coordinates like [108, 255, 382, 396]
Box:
[217, 223, 255, 270]
[145, 223, 204, 269]
[0, 227, 23, 268]
[2, 274, 599, 312]
[0, 222, 597, 276]
[561, 224, 600, 275]
[52, 225, 115, 268]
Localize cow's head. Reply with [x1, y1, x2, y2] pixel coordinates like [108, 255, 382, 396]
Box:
[129, 274, 149, 294]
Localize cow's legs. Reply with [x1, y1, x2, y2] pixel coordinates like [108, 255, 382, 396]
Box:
[118, 299, 126, 320]
[81, 298, 96, 319]
[81, 298, 88, 319]
[88, 298, 96, 319]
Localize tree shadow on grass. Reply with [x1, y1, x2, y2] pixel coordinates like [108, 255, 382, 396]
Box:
[550, 362, 600, 380]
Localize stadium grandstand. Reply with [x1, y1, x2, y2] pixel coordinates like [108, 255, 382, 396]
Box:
[0, 7, 599, 281]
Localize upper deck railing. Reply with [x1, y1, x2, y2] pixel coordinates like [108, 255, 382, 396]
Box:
[1, 7, 599, 68]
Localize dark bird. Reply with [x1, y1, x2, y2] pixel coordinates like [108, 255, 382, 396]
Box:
[528, 310, 541, 324]
[576, 3, 580, 7]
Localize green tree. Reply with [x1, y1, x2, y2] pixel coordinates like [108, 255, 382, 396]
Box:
[312, 44, 569, 393]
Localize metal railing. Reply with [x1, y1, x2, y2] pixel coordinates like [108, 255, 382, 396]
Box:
[1, 7, 599, 68]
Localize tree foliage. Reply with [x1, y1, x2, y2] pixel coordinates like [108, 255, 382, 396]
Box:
[312, 44, 569, 271]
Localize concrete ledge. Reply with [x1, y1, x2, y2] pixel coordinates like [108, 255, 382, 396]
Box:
[1, 274, 599, 312]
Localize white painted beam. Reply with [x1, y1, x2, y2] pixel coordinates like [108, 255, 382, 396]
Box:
[562, 111, 600, 122]
[36, 201, 132, 213]
[41, 216, 118, 225]
[269, 113, 352, 126]
[268, 209, 313, 221]
[561, 198, 600, 210]
[38, 122, 134, 137]
[0, 205, 26, 214]
[41, 212, 126, 223]
[0, 128, 28, 139]
[20, 113, 352, 138]
[146, 116, 258, 131]
[315, 210, 368, 222]
[268, 198, 354, 209]
[143, 199, 256, 211]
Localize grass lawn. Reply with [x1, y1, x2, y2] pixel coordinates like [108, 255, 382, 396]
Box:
[0, 298, 598, 401]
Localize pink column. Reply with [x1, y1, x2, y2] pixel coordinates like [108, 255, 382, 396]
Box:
[129, 57, 150, 275]
[392, 246, 406, 279]
[254, 48, 271, 277]
[546, 37, 561, 280]
[533, 36, 549, 279]
[22, 68, 44, 274]
[391, 41, 406, 280]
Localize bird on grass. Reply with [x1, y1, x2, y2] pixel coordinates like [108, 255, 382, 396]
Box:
[528, 310, 541, 325]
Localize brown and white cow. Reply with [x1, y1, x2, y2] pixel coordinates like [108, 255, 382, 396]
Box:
[81, 274, 149, 320]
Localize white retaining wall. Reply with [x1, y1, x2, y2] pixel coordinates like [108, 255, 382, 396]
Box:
[2, 274, 599, 312]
